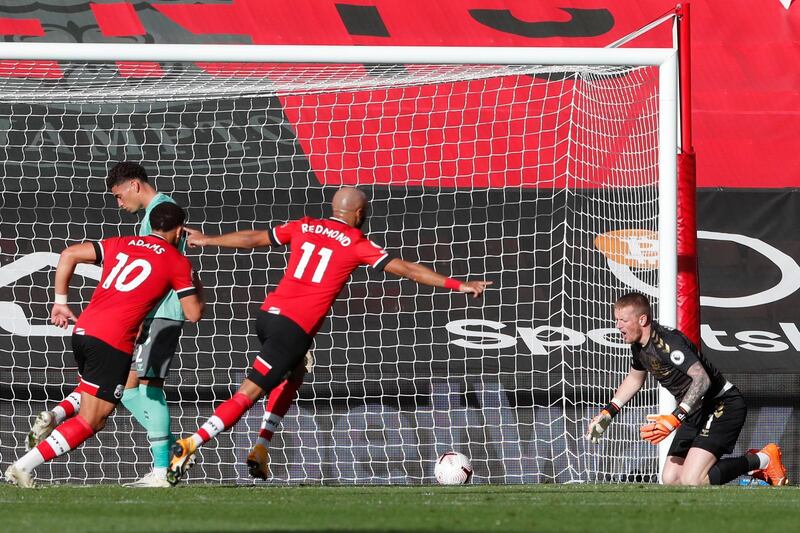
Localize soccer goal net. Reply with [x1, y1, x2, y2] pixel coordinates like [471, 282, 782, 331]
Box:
[0, 44, 679, 484]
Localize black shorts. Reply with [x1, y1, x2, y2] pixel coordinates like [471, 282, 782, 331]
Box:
[133, 318, 184, 379]
[668, 387, 747, 459]
[72, 334, 132, 404]
[246, 311, 313, 392]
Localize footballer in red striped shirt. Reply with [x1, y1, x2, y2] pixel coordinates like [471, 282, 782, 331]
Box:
[5, 203, 204, 488]
[262, 215, 391, 335]
[73, 234, 197, 354]
[167, 187, 491, 485]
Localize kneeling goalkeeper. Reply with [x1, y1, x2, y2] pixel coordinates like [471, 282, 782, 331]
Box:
[587, 292, 788, 486]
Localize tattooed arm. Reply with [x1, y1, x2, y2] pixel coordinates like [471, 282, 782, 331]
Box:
[640, 361, 712, 445]
[682, 361, 711, 410]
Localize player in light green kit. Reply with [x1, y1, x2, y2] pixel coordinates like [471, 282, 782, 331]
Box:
[26, 162, 190, 487]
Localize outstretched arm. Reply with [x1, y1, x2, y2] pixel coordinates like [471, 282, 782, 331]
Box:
[382, 258, 492, 298]
[51, 242, 97, 328]
[611, 368, 648, 406]
[184, 227, 272, 249]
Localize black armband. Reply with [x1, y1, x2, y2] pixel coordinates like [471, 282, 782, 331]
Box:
[91, 241, 103, 265]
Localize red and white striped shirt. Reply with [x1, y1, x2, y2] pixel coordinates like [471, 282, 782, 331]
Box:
[262, 217, 391, 334]
[74, 235, 196, 353]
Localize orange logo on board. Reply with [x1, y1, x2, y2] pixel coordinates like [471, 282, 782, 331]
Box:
[594, 229, 659, 269]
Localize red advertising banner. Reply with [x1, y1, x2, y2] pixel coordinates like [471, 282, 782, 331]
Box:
[1, 1, 798, 187]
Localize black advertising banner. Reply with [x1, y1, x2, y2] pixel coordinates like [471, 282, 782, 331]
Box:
[697, 189, 800, 374]
[5, 183, 800, 399]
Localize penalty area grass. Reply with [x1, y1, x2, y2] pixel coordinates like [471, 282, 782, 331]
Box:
[2, 483, 799, 533]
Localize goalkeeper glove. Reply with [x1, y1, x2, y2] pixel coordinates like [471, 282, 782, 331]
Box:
[640, 413, 681, 445]
[587, 410, 613, 443]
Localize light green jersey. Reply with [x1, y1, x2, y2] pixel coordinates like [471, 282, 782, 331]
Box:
[140, 193, 187, 321]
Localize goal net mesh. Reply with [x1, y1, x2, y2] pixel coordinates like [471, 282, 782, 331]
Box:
[0, 59, 661, 484]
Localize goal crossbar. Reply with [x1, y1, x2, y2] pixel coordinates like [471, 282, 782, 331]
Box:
[0, 42, 676, 66]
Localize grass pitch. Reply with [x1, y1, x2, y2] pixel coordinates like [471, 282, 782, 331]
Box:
[2, 483, 798, 532]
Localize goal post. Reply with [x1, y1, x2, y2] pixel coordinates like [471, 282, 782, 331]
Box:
[0, 42, 683, 484]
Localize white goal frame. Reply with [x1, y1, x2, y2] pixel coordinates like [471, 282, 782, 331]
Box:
[0, 41, 680, 481]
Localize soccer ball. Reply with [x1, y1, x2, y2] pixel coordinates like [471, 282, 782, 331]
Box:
[434, 451, 473, 485]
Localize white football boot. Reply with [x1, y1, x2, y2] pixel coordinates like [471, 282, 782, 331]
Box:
[26, 411, 57, 451]
[4, 465, 35, 488]
[124, 469, 172, 488]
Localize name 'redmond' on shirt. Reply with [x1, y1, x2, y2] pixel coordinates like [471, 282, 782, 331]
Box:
[262, 216, 391, 335]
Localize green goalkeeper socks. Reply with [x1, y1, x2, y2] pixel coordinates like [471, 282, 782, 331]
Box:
[121, 387, 143, 417]
[139, 384, 173, 469]
[121, 384, 175, 469]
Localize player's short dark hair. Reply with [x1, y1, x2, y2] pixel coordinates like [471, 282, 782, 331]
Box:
[106, 162, 148, 190]
[149, 202, 186, 232]
[615, 292, 651, 320]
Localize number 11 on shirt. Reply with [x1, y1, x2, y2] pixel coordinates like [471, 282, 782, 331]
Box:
[293, 242, 332, 283]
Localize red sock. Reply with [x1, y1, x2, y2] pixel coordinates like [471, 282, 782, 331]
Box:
[267, 375, 302, 418]
[259, 376, 302, 442]
[37, 415, 94, 461]
[57, 390, 81, 418]
[51, 389, 82, 424]
[196, 393, 254, 444]
[217, 392, 254, 427]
